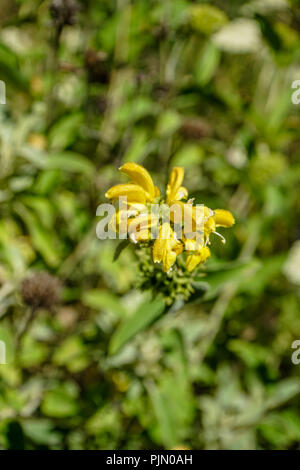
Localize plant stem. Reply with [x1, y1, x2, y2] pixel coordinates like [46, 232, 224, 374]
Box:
[16, 307, 36, 351]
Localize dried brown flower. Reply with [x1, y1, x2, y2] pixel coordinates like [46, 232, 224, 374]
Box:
[50, 0, 79, 27]
[21, 272, 61, 309]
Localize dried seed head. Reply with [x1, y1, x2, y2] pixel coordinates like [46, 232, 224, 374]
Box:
[50, 0, 79, 27]
[21, 272, 61, 309]
[179, 118, 211, 140]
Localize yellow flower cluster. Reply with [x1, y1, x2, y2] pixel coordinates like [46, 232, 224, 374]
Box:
[105, 163, 234, 273]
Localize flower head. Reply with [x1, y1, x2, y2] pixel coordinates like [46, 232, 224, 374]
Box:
[21, 272, 61, 309]
[105, 163, 235, 273]
[50, 0, 79, 27]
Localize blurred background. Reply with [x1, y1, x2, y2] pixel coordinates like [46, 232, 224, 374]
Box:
[0, 0, 300, 450]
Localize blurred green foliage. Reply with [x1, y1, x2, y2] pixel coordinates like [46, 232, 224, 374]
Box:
[0, 0, 300, 450]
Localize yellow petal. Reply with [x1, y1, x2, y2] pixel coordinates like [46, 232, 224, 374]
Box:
[171, 239, 183, 256]
[153, 223, 170, 263]
[162, 250, 177, 273]
[200, 246, 211, 261]
[128, 213, 158, 241]
[132, 229, 151, 242]
[186, 246, 211, 272]
[127, 202, 147, 212]
[175, 186, 188, 201]
[152, 223, 171, 259]
[129, 213, 157, 229]
[105, 184, 147, 203]
[175, 202, 203, 236]
[154, 186, 161, 198]
[184, 238, 196, 251]
[109, 209, 133, 234]
[153, 237, 165, 263]
[214, 209, 235, 227]
[204, 216, 216, 237]
[160, 221, 173, 240]
[168, 167, 185, 190]
[166, 166, 185, 204]
[120, 162, 155, 201]
[153, 223, 181, 272]
[186, 254, 201, 272]
[204, 206, 212, 218]
[184, 238, 202, 251]
[169, 201, 184, 225]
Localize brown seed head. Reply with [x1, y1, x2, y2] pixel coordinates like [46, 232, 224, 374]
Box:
[50, 0, 79, 27]
[21, 272, 61, 309]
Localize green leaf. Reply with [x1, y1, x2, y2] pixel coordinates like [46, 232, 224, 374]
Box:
[41, 390, 79, 418]
[20, 196, 55, 229]
[228, 339, 273, 368]
[195, 41, 220, 86]
[147, 332, 194, 448]
[19, 146, 47, 169]
[109, 297, 165, 355]
[198, 255, 286, 301]
[19, 337, 48, 368]
[239, 254, 286, 296]
[113, 239, 130, 262]
[82, 289, 127, 316]
[19, 148, 94, 175]
[0, 42, 28, 91]
[197, 259, 260, 301]
[34, 170, 62, 195]
[14, 203, 61, 267]
[52, 336, 89, 373]
[122, 129, 150, 163]
[49, 113, 83, 150]
[22, 419, 61, 446]
[46, 151, 95, 175]
[266, 379, 300, 410]
[147, 381, 177, 449]
[189, 5, 228, 35]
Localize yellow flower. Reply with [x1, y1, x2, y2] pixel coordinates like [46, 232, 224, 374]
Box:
[214, 209, 235, 228]
[153, 222, 183, 272]
[204, 209, 235, 243]
[166, 167, 188, 205]
[186, 246, 211, 272]
[105, 162, 235, 273]
[185, 209, 234, 271]
[106, 163, 160, 240]
[182, 203, 211, 239]
[108, 208, 136, 236]
[105, 162, 160, 204]
[128, 213, 158, 243]
[105, 183, 148, 204]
